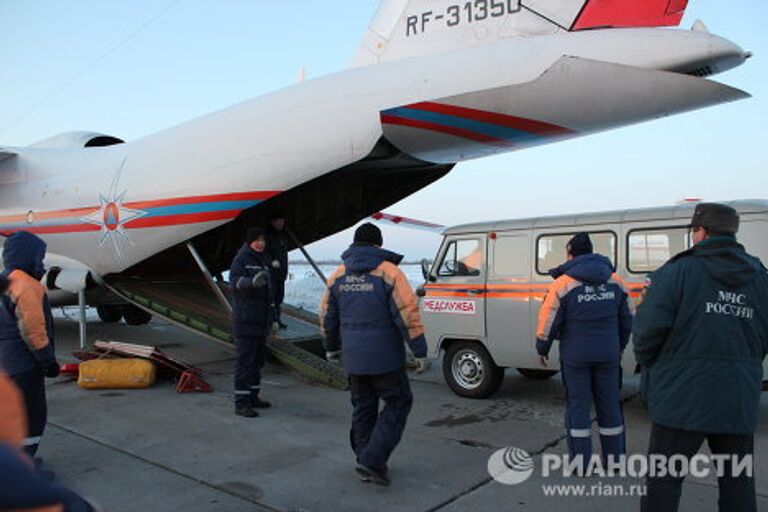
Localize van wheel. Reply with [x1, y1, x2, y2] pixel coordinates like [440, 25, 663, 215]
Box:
[517, 368, 559, 380]
[443, 342, 504, 399]
[122, 306, 153, 326]
[96, 306, 122, 323]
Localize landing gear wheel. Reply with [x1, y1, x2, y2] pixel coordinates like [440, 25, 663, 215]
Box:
[517, 368, 559, 380]
[122, 306, 153, 326]
[443, 341, 504, 399]
[96, 306, 122, 323]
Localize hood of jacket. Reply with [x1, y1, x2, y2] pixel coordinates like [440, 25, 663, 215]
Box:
[3, 232, 47, 280]
[341, 244, 403, 273]
[691, 237, 763, 287]
[549, 253, 614, 285]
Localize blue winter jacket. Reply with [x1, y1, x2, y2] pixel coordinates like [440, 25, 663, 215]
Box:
[0, 232, 55, 377]
[320, 245, 427, 375]
[229, 244, 275, 337]
[536, 253, 633, 363]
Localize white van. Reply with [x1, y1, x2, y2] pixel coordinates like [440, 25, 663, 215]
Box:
[417, 200, 768, 399]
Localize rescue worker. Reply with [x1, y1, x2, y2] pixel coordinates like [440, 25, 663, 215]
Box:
[0, 369, 95, 511]
[265, 212, 289, 329]
[536, 233, 633, 472]
[230, 227, 277, 418]
[0, 231, 59, 457]
[634, 203, 768, 512]
[320, 223, 429, 486]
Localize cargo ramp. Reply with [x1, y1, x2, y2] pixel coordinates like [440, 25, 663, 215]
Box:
[104, 275, 347, 390]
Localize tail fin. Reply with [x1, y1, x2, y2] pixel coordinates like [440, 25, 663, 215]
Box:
[351, 0, 689, 67]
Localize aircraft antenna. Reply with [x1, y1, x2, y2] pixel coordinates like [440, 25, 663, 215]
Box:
[0, 0, 181, 137]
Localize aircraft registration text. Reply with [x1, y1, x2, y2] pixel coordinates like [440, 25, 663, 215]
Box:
[406, 0, 521, 37]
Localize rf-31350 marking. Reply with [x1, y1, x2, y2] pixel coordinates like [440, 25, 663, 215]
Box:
[406, 0, 521, 36]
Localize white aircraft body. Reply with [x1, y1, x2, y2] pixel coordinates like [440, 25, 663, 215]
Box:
[0, 0, 752, 317]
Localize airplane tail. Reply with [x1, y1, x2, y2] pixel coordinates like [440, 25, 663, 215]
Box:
[351, 0, 689, 67]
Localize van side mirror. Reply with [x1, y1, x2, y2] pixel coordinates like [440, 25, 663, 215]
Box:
[420, 258, 433, 281]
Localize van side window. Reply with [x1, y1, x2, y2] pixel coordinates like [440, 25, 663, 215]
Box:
[438, 239, 483, 277]
[536, 232, 616, 275]
[628, 227, 691, 273]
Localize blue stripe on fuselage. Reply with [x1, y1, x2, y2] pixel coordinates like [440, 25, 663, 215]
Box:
[140, 200, 260, 218]
[383, 107, 545, 144]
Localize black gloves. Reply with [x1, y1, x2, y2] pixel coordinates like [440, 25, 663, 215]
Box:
[44, 360, 60, 379]
[35, 346, 60, 378]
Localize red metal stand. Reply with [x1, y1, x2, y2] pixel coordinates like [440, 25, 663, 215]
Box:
[175, 370, 213, 393]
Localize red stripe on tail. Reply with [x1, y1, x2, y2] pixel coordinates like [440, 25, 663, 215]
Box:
[409, 102, 573, 137]
[381, 114, 512, 147]
[572, 0, 688, 30]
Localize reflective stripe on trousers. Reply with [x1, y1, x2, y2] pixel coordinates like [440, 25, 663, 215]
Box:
[599, 425, 625, 436]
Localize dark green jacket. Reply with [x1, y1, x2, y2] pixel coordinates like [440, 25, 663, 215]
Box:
[633, 237, 768, 434]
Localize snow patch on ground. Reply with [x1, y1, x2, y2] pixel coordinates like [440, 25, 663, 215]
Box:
[285, 263, 425, 314]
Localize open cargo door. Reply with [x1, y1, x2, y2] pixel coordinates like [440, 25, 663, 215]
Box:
[104, 274, 348, 390]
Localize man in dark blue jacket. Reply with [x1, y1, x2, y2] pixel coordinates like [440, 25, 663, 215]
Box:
[634, 203, 768, 512]
[0, 231, 59, 456]
[265, 212, 289, 329]
[230, 227, 276, 418]
[536, 233, 633, 472]
[320, 223, 428, 486]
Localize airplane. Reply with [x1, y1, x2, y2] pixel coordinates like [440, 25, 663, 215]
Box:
[0, 0, 752, 381]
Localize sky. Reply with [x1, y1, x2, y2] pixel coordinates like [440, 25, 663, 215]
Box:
[0, 0, 766, 261]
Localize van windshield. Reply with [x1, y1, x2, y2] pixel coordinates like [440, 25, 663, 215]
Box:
[438, 239, 483, 277]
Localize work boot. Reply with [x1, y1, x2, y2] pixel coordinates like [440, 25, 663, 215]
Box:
[355, 464, 390, 487]
[235, 405, 259, 418]
[251, 396, 272, 409]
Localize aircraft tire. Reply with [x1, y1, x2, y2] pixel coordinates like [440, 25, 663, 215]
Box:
[96, 305, 122, 323]
[443, 341, 504, 399]
[122, 305, 153, 326]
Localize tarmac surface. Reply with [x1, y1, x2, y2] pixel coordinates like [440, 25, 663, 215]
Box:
[42, 313, 768, 511]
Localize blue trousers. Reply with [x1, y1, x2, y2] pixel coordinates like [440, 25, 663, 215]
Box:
[561, 360, 625, 468]
[348, 368, 413, 473]
[12, 369, 46, 457]
[271, 277, 285, 323]
[234, 335, 267, 407]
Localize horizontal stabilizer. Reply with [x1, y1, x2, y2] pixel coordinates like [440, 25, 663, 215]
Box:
[381, 57, 749, 164]
[370, 212, 445, 233]
[353, 0, 690, 66]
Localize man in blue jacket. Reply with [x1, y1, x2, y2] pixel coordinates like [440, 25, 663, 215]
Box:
[265, 211, 289, 329]
[320, 223, 429, 486]
[536, 233, 633, 472]
[230, 227, 277, 418]
[0, 231, 59, 456]
[634, 203, 768, 512]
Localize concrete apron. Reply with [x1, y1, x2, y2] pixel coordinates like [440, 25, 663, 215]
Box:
[42, 316, 768, 511]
